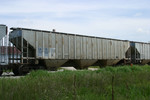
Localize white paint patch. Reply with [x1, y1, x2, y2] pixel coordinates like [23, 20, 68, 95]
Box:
[61, 67, 76, 71]
[0, 72, 23, 78]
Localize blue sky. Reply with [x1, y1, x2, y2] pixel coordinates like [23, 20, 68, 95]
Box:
[0, 0, 150, 42]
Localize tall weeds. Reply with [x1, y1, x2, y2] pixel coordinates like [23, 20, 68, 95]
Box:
[0, 65, 150, 100]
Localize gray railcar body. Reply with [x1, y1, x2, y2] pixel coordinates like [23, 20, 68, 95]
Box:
[9, 28, 130, 69]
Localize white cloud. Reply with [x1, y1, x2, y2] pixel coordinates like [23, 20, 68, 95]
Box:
[134, 13, 142, 17]
[137, 28, 150, 34]
[0, 1, 98, 14]
[137, 28, 143, 32]
[0, 0, 150, 14]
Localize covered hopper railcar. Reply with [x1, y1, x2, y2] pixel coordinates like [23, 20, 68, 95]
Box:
[7, 27, 130, 75]
[129, 41, 150, 64]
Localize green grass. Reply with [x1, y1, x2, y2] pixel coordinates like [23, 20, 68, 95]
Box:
[0, 65, 150, 100]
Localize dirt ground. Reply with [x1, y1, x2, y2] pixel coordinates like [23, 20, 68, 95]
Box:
[0, 67, 99, 78]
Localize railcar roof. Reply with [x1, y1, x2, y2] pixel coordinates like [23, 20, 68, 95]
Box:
[0, 24, 7, 26]
[130, 41, 150, 44]
[10, 27, 142, 43]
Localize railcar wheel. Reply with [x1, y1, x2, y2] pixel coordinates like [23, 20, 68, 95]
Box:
[13, 67, 19, 76]
[19, 65, 29, 75]
[0, 68, 3, 76]
[13, 65, 29, 76]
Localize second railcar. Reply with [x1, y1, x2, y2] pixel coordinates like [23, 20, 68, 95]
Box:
[130, 41, 150, 64]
